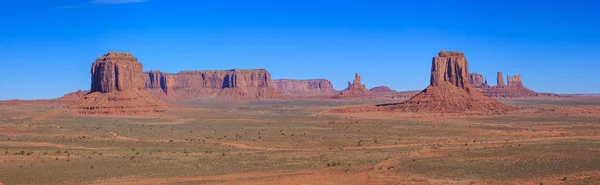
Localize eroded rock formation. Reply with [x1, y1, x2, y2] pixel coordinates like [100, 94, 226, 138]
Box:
[71, 52, 169, 115]
[497, 72, 505, 87]
[142, 69, 285, 101]
[369, 86, 396, 93]
[468, 72, 556, 98]
[273, 79, 338, 96]
[388, 51, 510, 113]
[480, 73, 538, 98]
[91, 52, 144, 93]
[507, 74, 523, 87]
[334, 73, 372, 99]
[469, 73, 489, 88]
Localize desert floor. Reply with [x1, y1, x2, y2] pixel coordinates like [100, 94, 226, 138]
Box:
[1, 99, 600, 185]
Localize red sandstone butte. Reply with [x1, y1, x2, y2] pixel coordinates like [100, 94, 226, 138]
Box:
[273, 79, 338, 96]
[333, 73, 372, 99]
[71, 52, 169, 115]
[469, 73, 489, 88]
[386, 51, 510, 113]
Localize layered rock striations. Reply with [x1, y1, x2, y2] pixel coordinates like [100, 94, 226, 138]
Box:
[273, 79, 338, 96]
[388, 51, 510, 113]
[72, 52, 169, 115]
[142, 69, 285, 101]
[333, 73, 372, 99]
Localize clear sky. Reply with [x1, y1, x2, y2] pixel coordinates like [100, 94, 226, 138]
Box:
[1, 0, 599, 100]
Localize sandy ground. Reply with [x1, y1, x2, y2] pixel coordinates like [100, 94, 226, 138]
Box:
[1, 98, 600, 184]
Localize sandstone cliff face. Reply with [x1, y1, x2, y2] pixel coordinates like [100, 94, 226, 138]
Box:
[272, 79, 338, 96]
[507, 74, 523, 87]
[72, 52, 169, 115]
[469, 73, 489, 88]
[369, 86, 396, 93]
[334, 73, 372, 99]
[173, 69, 271, 89]
[389, 51, 510, 113]
[496, 72, 505, 87]
[91, 52, 144, 93]
[143, 70, 175, 94]
[142, 69, 284, 101]
[430, 51, 469, 89]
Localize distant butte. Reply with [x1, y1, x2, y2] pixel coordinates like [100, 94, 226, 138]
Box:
[333, 73, 373, 99]
[272, 79, 338, 97]
[468, 72, 558, 98]
[70, 52, 169, 115]
[370, 86, 396, 93]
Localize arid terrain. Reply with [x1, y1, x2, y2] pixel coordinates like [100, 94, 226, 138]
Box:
[1, 51, 599, 185]
[1, 98, 600, 185]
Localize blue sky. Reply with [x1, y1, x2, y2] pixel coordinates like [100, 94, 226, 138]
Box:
[1, 0, 599, 100]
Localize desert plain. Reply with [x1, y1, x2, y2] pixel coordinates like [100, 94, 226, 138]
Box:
[1, 98, 600, 184]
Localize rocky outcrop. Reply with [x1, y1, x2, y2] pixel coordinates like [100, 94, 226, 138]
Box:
[142, 69, 285, 101]
[71, 52, 169, 115]
[496, 72, 505, 87]
[369, 86, 396, 93]
[507, 74, 523, 87]
[430, 51, 469, 89]
[333, 73, 372, 99]
[479, 73, 538, 98]
[468, 72, 555, 98]
[387, 51, 510, 113]
[273, 79, 338, 96]
[143, 70, 175, 94]
[469, 73, 489, 88]
[91, 52, 144, 93]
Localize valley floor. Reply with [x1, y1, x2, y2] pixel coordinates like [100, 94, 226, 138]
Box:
[1, 98, 600, 184]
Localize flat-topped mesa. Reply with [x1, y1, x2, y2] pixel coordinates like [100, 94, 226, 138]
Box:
[497, 72, 505, 87]
[469, 73, 489, 88]
[141, 68, 284, 100]
[273, 79, 338, 96]
[437, 51, 465, 57]
[369, 86, 396, 93]
[91, 52, 144, 93]
[73, 52, 170, 115]
[430, 51, 469, 89]
[507, 74, 524, 87]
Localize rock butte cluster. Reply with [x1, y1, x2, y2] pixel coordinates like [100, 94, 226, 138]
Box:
[383, 51, 511, 113]
[63, 50, 556, 115]
[272, 79, 338, 97]
[468, 72, 555, 98]
[333, 73, 373, 99]
[71, 52, 169, 115]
